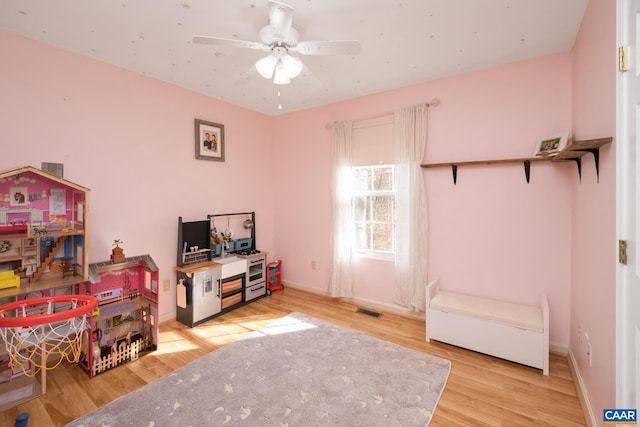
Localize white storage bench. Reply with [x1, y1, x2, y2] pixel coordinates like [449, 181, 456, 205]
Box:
[425, 279, 549, 375]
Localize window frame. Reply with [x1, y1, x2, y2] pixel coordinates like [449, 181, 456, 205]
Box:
[351, 164, 396, 259]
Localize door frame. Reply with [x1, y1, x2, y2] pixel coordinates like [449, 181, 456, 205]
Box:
[615, 0, 637, 412]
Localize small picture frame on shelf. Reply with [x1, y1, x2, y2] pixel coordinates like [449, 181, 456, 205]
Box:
[195, 119, 225, 162]
[532, 132, 569, 157]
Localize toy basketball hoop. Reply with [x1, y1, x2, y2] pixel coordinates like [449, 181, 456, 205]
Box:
[0, 295, 97, 381]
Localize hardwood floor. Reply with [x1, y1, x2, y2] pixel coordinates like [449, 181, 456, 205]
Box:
[0, 287, 586, 426]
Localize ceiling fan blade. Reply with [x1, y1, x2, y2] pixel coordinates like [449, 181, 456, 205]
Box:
[293, 40, 361, 56]
[192, 35, 267, 51]
[268, 1, 294, 41]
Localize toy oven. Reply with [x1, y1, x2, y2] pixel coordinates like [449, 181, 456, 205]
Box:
[247, 257, 265, 287]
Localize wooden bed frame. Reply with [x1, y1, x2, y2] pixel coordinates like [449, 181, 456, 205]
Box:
[426, 279, 549, 375]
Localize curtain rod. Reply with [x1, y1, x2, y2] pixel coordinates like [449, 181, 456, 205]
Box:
[325, 97, 440, 129]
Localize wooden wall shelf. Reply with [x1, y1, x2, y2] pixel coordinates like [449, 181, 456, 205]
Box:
[421, 137, 612, 184]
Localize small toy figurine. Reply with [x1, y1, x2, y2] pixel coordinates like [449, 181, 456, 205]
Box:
[111, 239, 125, 263]
[33, 226, 47, 238]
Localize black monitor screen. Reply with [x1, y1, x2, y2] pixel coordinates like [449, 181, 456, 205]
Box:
[181, 220, 210, 252]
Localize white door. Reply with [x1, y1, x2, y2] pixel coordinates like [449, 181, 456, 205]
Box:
[617, 0, 640, 412]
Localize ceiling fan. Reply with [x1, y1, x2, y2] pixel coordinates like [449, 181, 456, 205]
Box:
[192, 1, 361, 85]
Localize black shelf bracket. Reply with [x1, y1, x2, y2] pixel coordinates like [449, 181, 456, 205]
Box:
[524, 160, 531, 183]
[567, 148, 600, 183]
[587, 148, 601, 183]
[451, 165, 458, 185]
[572, 158, 583, 182]
[565, 147, 604, 183]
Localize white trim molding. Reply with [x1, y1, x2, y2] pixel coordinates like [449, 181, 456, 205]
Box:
[568, 348, 596, 426]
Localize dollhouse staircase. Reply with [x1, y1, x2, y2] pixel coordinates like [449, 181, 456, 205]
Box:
[29, 235, 68, 283]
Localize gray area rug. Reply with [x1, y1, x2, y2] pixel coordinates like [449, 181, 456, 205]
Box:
[67, 312, 451, 426]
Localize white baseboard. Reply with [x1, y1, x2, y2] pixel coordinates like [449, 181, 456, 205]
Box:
[279, 280, 326, 296]
[550, 342, 568, 355]
[567, 348, 596, 427]
[282, 280, 425, 320]
[160, 311, 176, 324]
[350, 295, 424, 320]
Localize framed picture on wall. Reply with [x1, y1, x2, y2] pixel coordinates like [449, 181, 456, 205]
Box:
[532, 132, 569, 157]
[195, 119, 225, 162]
[9, 187, 28, 206]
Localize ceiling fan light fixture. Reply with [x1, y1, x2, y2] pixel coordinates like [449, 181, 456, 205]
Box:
[273, 60, 291, 84]
[256, 54, 278, 79]
[281, 54, 302, 78]
[193, 1, 362, 95]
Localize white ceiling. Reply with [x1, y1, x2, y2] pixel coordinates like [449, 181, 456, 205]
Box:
[0, 0, 589, 116]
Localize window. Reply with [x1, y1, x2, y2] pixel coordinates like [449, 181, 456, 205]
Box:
[352, 165, 395, 254]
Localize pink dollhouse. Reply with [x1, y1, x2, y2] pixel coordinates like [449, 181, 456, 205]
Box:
[78, 255, 159, 377]
[0, 166, 90, 290]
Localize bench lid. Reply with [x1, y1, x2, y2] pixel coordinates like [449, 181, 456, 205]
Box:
[431, 291, 543, 332]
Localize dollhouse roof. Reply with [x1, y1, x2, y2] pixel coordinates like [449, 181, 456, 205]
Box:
[0, 166, 90, 192]
[88, 254, 159, 283]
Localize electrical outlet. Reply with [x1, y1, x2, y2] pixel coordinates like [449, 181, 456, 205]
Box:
[162, 280, 170, 292]
[311, 260, 317, 270]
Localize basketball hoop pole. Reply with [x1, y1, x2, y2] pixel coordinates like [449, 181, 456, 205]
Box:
[40, 336, 47, 394]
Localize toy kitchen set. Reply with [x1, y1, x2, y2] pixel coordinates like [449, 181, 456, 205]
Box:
[174, 211, 267, 327]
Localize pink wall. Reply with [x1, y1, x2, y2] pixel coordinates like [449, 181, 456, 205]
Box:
[0, 30, 276, 318]
[570, 0, 617, 418]
[273, 53, 575, 345]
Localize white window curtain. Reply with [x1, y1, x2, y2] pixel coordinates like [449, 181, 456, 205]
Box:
[394, 104, 428, 311]
[329, 121, 354, 298]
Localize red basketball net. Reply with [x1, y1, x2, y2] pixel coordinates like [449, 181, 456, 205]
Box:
[0, 297, 94, 376]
